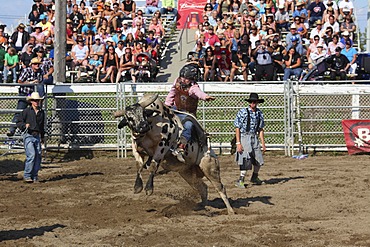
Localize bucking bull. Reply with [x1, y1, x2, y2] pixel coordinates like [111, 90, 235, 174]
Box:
[114, 94, 234, 215]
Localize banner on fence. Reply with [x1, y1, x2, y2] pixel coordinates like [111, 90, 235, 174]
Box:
[341, 120, 370, 154]
[177, 0, 207, 29]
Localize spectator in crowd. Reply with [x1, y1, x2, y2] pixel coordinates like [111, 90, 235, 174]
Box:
[20, 44, 34, 69]
[112, 28, 126, 46]
[7, 58, 43, 137]
[252, 39, 274, 81]
[323, 15, 340, 36]
[341, 40, 358, 75]
[208, 10, 218, 28]
[249, 25, 261, 50]
[202, 46, 216, 81]
[322, 6, 338, 23]
[0, 45, 6, 74]
[66, 0, 73, 17]
[234, 92, 266, 188]
[307, 35, 326, 60]
[248, 11, 261, 30]
[32, 0, 45, 16]
[340, 16, 356, 40]
[115, 40, 125, 59]
[275, 4, 290, 31]
[132, 21, 145, 39]
[90, 5, 101, 28]
[3, 47, 19, 83]
[327, 35, 344, 55]
[28, 10, 41, 33]
[326, 46, 350, 81]
[204, 26, 220, 48]
[146, 0, 160, 15]
[288, 35, 305, 56]
[36, 14, 52, 38]
[293, 16, 307, 39]
[10, 23, 30, 52]
[148, 17, 165, 40]
[307, 0, 326, 26]
[87, 53, 103, 82]
[307, 43, 327, 70]
[121, 0, 136, 19]
[101, 44, 119, 83]
[160, 0, 177, 23]
[271, 37, 286, 79]
[121, 20, 132, 38]
[31, 26, 46, 45]
[124, 33, 135, 48]
[310, 20, 325, 43]
[283, 47, 303, 81]
[133, 9, 145, 28]
[116, 46, 135, 83]
[340, 30, 353, 46]
[0, 27, 8, 46]
[285, 24, 301, 50]
[69, 4, 84, 31]
[21, 36, 37, 53]
[38, 47, 54, 94]
[71, 36, 89, 70]
[195, 23, 205, 41]
[81, 20, 97, 38]
[79, 1, 90, 21]
[90, 36, 106, 58]
[16, 91, 45, 183]
[230, 51, 248, 81]
[101, 2, 117, 31]
[265, 14, 276, 31]
[324, 0, 338, 12]
[293, 2, 308, 19]
[216, 50, 231, 81]
[338, 0, 353, 22]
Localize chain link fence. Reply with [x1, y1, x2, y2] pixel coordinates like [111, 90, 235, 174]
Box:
[2, 82, 370, 156]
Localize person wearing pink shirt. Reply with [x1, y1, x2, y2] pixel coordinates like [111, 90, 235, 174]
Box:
[165, 63, 215, 160]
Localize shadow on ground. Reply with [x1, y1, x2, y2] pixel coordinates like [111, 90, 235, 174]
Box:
[0, 224, 65, 242]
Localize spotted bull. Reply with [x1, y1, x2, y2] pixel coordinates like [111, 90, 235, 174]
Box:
[114, 94, 234, 214]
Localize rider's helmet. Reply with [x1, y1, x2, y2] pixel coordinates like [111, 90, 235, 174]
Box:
[179, 63, 200, 81]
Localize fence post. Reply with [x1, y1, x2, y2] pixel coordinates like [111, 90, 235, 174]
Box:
[351, 94, 360, 119]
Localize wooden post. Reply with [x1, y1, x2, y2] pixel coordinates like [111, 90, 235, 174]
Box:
[54, 0, 67, 84]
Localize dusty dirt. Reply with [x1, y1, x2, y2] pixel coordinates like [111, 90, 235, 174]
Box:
[0, 151, 370, 247]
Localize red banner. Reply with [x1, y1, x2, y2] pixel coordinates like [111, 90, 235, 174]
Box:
[341, 120, 370, 155]
[177, 0, 207, 29]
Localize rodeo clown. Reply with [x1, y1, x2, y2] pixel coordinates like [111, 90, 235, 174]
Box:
[165, 63, 215, 161]
[234, 93, 266, 188]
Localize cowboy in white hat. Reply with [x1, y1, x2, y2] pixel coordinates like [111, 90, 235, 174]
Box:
[16, 91, 45, 183]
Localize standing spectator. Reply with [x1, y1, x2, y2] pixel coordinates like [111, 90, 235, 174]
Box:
[3, 47, 19, 83]
[326, 46, 350, 81]
[10, 23, 30, 52]
[16, 91, 45, 183]
[7, 58, 43, 137]
[101, 45, 119, 83]
[234, 92, 266, 188]
[283, 47, 303, 80]
[252, 39, 274, 81]
[275, 5, 290, 31]
[341, 40, 358, 75]
[307, 0, 326, 26]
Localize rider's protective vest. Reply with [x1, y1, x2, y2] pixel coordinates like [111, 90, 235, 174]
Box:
[174, 77, 199, 116]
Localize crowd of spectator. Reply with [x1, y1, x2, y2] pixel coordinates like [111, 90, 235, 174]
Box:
[0, 0, 178, 84]
[188, 0, 359, 82]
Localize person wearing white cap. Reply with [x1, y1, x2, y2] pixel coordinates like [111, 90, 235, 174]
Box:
[16, 92, 45, 183]
[275, 4, 290, 31]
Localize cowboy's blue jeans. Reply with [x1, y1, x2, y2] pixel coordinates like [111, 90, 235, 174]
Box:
[175, 112, 193, 142]
[23, 133, 42, 180]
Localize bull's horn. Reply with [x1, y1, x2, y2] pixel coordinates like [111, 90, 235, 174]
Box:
[113, 110, 125, 118]
[138, 93, 158, 108]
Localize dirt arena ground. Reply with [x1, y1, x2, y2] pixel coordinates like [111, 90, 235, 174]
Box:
[0, 151, 369, 247]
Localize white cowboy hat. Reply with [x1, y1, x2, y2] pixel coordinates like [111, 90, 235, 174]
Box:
[26, 92, 44, 102]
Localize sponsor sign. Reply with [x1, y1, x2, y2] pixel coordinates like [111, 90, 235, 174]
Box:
[341, 120, 370, 154]
[177, 0, 207, 29]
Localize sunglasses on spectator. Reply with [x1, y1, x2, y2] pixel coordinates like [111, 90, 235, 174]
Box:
[314, 38, 319, 41]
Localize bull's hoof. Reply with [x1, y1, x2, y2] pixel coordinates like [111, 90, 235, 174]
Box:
[145, 187, 153, 196]
[134, 175, 143, 194]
